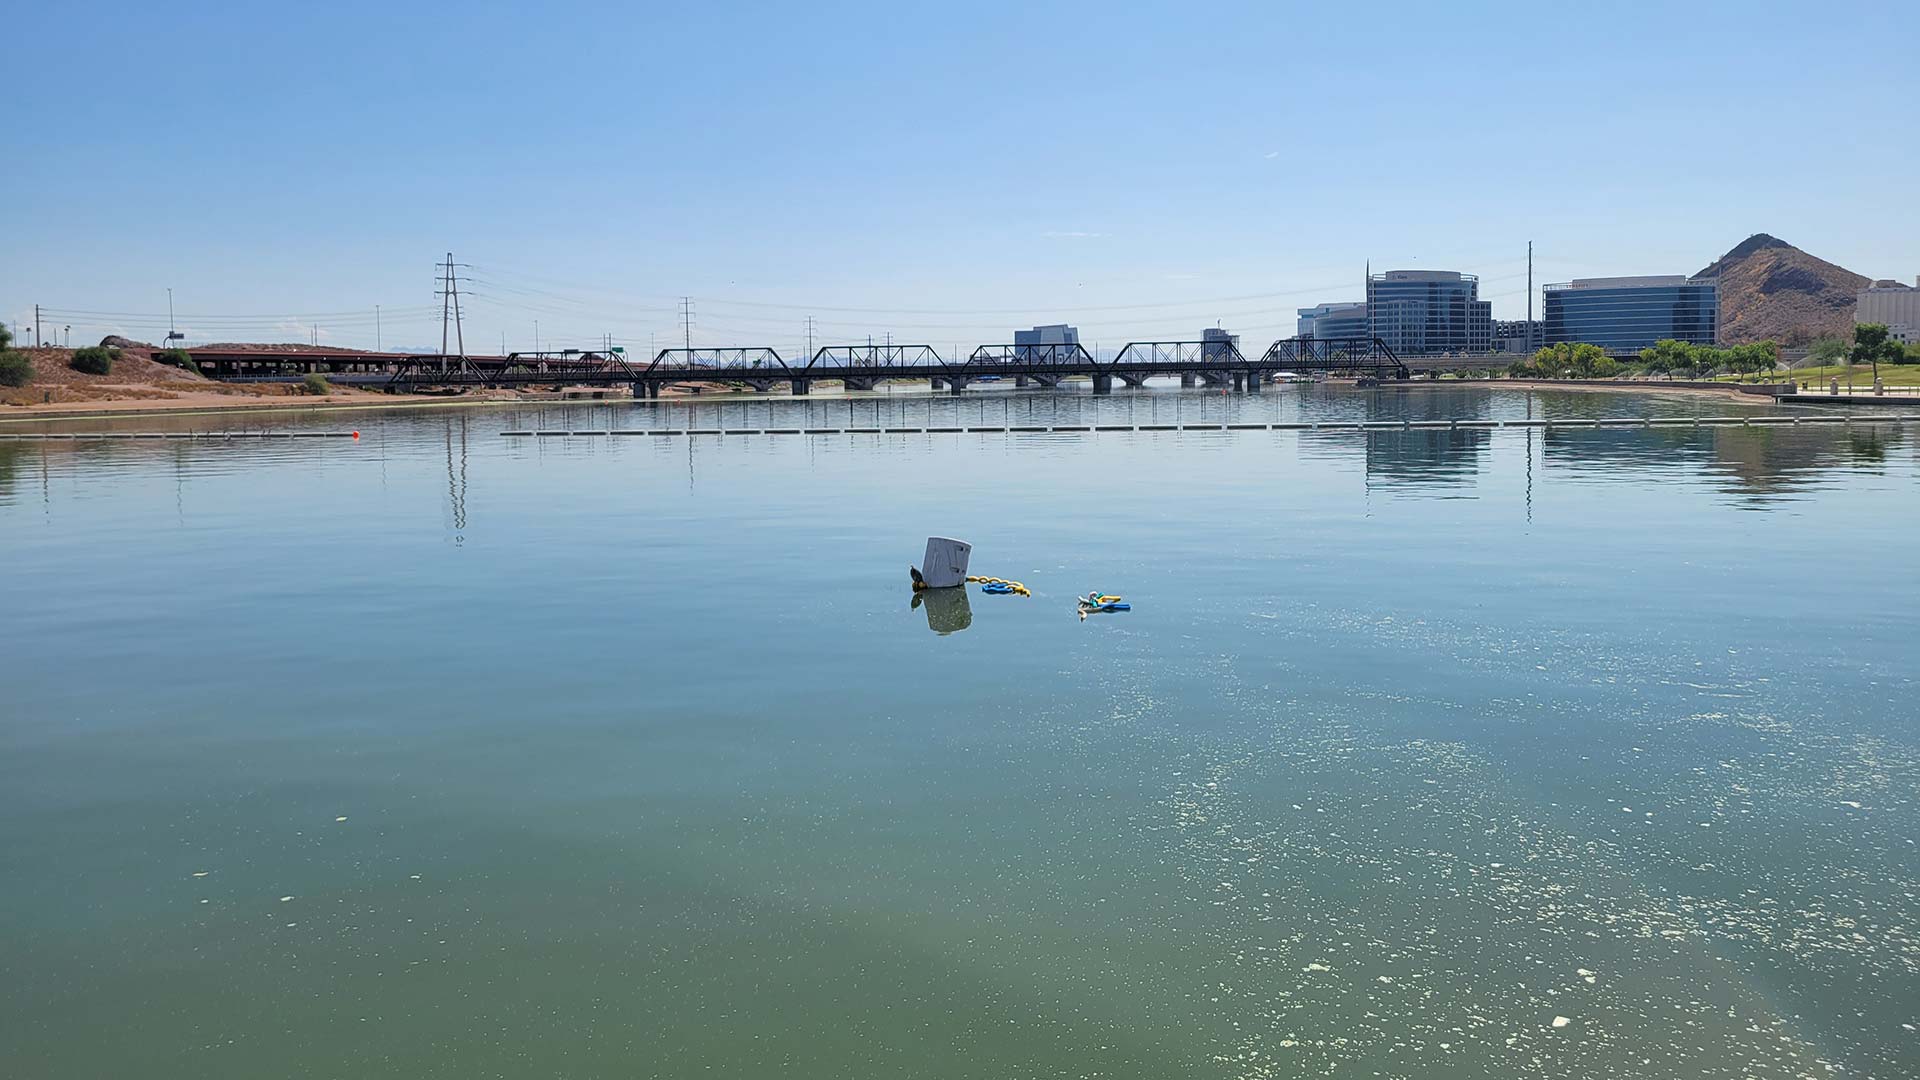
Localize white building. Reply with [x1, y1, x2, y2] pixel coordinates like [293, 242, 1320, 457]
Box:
[1857, 277, 1920, 343]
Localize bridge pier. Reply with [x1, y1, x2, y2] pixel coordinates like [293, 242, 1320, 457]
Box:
[930, 377, 945, 391]
[841, 376, 878, 392]
[1029, 374, 1061, 388]
[1091, 373, 1113, 395]
[1015, 376, 1029, 388]
[1117, 373, 1147, 389]
[1180, 373, 1196, 388]
[744, 378, 777, 393]
[948, 376, 969, 395]
[1245, 370, 1262, 392]
[790, 378, 810, 396]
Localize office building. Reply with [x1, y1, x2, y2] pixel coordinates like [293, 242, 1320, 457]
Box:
[1494, 319, 1541, 354]
[1201, 326, 1241, 361]
[1013, 323, 1079, 358]
[1857, 277, 1920, 343]
[1541, 276, 1718, 352]
[1297, 301, 1368, 340]
[1365, 271, 1492, 355]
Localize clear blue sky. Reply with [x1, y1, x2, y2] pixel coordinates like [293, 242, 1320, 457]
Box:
[5, 1, 1916, 354]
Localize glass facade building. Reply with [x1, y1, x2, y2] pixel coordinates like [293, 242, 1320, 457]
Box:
[1012, 323, 1079, 360]
[1542, 276, 1718, 352]
[1364, 271, 1493, 355]
[1297, 301, 1369, 340]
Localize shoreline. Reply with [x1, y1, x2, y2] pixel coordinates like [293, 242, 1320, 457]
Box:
[0, 376, 1841, 426]
[0, 393, 543, 425]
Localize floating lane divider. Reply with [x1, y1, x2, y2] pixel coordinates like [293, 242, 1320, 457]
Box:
[0, 430, 362, 439]
[494, 414, 1920, 440]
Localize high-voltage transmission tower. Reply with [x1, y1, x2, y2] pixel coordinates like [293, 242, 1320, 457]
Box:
[436, 253, 472, 373]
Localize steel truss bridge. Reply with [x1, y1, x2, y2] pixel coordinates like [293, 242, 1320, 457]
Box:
[183, 337, 1428, 395]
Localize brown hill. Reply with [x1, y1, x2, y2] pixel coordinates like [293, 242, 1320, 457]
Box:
[1696, 234, 1868, 346]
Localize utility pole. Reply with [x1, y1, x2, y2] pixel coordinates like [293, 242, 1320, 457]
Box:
[375, 304, 382, 351]
[167, 289, 174, 343]
[679, 297, 694, 352]
[805, 315, 815, 361]
[34, 303, 40, 347]
[1526, 240, 1534, 350]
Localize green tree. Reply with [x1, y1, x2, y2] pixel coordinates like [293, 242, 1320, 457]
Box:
[69, 346, 118, 375]
[0, 322, 12, 350]
[0, 351, 31, 387]
[1638, 339, 1700, 375]
[1724, 341, 1779, 381]
[1806, 337, 1848, 366]
[1851, 323, 1905, 378]
[301, 372, 332, 395]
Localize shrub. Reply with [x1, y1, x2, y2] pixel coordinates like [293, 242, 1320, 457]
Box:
[70, 346, 118, 376]
[157, 348, 201, 375]
[0, 322, 13, 350]
[0, 351, 31, 387]
[301, 372, 332, 395]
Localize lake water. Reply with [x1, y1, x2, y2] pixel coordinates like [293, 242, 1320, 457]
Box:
[3, 386, 1917, 1079]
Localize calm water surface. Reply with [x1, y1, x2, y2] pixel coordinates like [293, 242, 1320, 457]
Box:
[3, 387, 1917, 1079]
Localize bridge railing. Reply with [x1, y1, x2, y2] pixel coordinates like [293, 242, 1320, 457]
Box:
[805, 344, 944, 369]
[646, 347, 789, 374]
[490, 350, 635, 375]
[966, 343, 1097, 367]
[1259, 336, 1408, 378]
[1109, 341, 1249, 367]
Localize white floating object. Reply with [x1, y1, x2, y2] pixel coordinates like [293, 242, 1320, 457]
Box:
[918, 537, 971, 589]
[1551, 1016, 1571, 1028]
[335, 816, 348, 822]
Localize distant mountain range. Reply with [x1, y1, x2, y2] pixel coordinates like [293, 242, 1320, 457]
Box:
[1697, 234, 1870, 346]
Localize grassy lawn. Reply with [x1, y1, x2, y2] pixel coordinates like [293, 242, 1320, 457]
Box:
[1771, 363, 1920, 390]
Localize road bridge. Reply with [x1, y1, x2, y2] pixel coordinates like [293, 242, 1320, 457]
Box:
[180, 337, 1502, 395]
[364, 336, 1411, 396]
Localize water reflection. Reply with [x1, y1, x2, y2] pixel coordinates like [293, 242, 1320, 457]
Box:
[2, 388, 1913, 519]
[1542, 422, 1912, 505]
[912, 586, 972, 635]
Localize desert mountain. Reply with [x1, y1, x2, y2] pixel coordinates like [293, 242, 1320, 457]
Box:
[1696, 234, 1868, 346]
